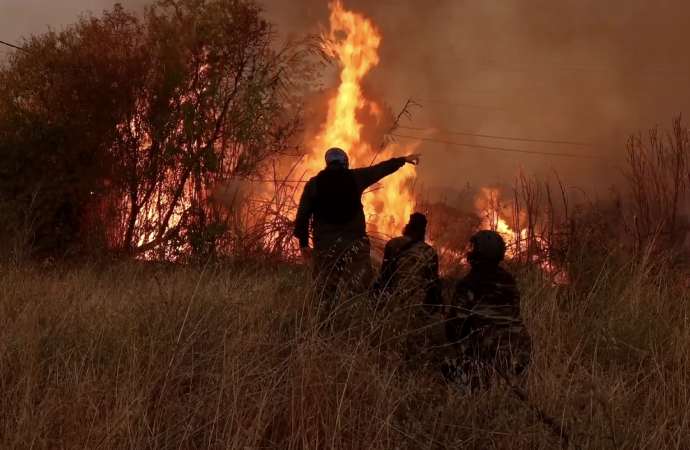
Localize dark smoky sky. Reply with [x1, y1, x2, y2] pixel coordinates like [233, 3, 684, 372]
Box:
[3, 0, 690, 196]
[0, 1, 147, 41]
[262, 0, 690, 198]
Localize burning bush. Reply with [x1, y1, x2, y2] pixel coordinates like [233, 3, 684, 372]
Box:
[0, 0, 314, 260]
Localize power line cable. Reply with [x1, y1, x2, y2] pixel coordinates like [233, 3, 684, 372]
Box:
[391, 133, 612, 161]
[239, 177, 307, 184]
[413, 97, 505, 111]
[451, 57, 688, 78]
[398, 125, 592, 147]
[1, 37, 613, 164]
[0, 39, 29, 54]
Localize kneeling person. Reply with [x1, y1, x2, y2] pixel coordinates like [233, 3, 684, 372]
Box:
[374, 213, 443, 364]
[374, 213, 442, 308]
[445, 230, 531, 385]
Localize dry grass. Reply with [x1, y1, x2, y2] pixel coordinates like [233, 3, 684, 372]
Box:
[0, 254, 688, 449]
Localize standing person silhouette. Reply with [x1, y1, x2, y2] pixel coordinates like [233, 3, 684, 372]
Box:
[294, 147, 420, 305]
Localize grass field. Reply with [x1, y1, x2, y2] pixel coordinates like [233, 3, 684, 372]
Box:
[0, 254, 688, 449]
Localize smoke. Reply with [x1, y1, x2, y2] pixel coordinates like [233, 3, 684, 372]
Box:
[3, 0, 690, 198]
[263, 0, 690, 199]
[0, 0, 147, 44]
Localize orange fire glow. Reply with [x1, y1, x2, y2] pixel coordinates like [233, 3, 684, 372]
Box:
[475, 187, 569, 284]
[297, 0, 417, 240]
[475, 187, 525, 258]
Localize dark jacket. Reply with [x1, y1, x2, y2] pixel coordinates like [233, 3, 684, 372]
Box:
[445, 263, 531, 376]
[293, 157, 406, 248]
[447, 264, 523, 342]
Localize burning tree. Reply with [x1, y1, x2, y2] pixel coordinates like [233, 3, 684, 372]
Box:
[0, 0, 315, 259]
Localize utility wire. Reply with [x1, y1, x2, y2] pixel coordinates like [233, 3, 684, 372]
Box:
[451, 57, 689, 78]
[398, 125, 592, 147]
[240, 177, 307, 184]
[0, 39, 29, 54]
[391, 133, 611, 161]
[413, 97, 505, 111]
[0, 36, 610, 164]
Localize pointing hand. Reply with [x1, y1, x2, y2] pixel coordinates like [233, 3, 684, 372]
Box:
[404, 153, 421, 165]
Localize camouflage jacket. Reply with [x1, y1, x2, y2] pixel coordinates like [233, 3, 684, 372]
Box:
[374, 236, 442, 308]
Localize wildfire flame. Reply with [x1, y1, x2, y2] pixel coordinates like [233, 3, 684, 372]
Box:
[475, 187, 525, 259]
[127, 0, 569, 283]
[298, 0, 417, 241]
[475, 187, 569, 284]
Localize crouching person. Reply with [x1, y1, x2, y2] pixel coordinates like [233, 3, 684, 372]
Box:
[444, 230, 531, 387]
[373, 213, 444, 366]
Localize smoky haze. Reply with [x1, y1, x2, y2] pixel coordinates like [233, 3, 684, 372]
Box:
[264, 0, 690, 198]
[3, 0, 690, 196]
[0, 1, 147, 41]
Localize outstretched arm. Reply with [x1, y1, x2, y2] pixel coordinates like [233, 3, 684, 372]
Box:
[352, 154, 420, 191]
[293, 179, 316, 249]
